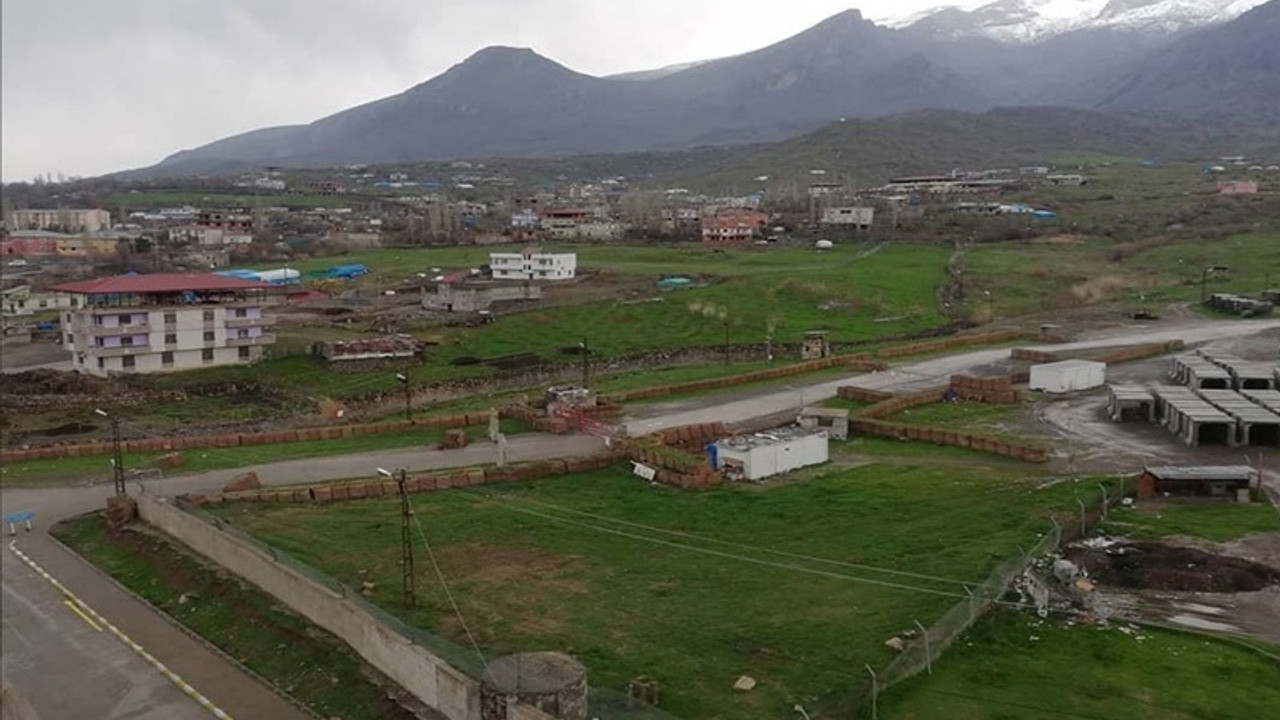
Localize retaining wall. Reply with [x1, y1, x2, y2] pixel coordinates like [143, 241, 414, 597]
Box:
[872, 330, 1020, 359]
[136, 495, 492, 720]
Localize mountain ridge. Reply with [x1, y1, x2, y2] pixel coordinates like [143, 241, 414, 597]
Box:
[132, 2, 1279, 179]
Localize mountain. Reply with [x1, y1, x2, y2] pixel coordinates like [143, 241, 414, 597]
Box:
[895, 0, 1265, 43]
[664, 106, 1273, 191]
[1096, 0, 1280, 118]
[134, 5, 1278, 178]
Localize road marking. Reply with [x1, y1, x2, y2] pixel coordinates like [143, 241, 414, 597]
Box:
[8, 541, 235, 720]
[63, 598, 103, 631]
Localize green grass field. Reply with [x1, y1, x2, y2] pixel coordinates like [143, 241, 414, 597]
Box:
[961, 231, 1280, 319]
[878, 610, 1280, 720]
[133, 243, 949, 399]
[1101, 502, 1280, 543]
[211, 462, 1114, 719]
[889, 401, 1044, 444]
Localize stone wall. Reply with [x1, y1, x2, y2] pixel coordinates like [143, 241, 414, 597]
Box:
[136, 495, 491, 720]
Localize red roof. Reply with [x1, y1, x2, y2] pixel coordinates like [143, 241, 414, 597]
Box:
[50, 273, 277, 295]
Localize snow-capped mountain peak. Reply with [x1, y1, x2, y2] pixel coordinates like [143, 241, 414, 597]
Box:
[887, 0, 1267, 42]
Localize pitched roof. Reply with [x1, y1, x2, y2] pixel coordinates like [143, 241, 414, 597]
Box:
[49, 273, 277, 295]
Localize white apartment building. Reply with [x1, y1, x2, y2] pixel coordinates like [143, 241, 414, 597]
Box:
[7, 208, 111, 233]
[489, 250, 577, 281]
[820, 206, 875, 228]
[51, 273, 279, 376]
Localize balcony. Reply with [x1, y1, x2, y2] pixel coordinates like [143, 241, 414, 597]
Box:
[224, 315, 277, 329]
[92, 344, 152, 358]
[89, 322, 150, 336]
[226, 334, 276, 347]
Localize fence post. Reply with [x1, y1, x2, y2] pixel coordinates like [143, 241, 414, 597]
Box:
[914, 620, 931, 675]
[1075, 496, 1087, 537]
[1097, 482, 1108, 520]
[964, 586, 976, 622]
[865, 664, 878, 720]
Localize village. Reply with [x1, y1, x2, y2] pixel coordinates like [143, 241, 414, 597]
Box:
[2, 152, 1279, 720]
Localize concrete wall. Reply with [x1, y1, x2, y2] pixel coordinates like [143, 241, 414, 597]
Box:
[136, 494, 495, 720]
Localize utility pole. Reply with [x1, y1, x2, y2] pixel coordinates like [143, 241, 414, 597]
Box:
[96, 408, 126, 496]
[579, 337, 589, 388]
[381, 468, 417, 607]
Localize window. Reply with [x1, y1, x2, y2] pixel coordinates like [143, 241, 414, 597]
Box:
[203, 330, 215, 342]
[97, 357, 105, 369]
[202, 348, 214, 362]
[119, 314, 132, 325]
[238, 346, 251, 359]
[164, 312, 177, 324]
[165, 333, 177, 345]
[237, 329, 250, 338]
[234, 308, 248, 318]
[161, 351, 174, 366]
[66, 333, 73, 344]
[120, 336, 134, 346]
[203, 309, 215, 322]
[121, 356, 135, 369]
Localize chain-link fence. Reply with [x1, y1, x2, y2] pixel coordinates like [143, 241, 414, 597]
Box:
[859, 475, 1131, 715]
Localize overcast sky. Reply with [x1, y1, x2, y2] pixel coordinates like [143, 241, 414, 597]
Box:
[0, 0, 990, 183]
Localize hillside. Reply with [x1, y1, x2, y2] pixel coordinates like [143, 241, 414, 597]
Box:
[659, 107, 1278, 191]
[1097, 0, 1280, 119]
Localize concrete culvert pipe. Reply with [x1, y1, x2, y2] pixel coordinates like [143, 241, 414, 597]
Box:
[480, 652, 588, 720]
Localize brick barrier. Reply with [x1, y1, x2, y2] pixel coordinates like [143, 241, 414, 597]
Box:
[837, 386, 894, 403]
[873, 330, 1020, 360]
[850, 418, 1048, 463]
[2, 409, 518, 464]
[949, 374, 1022, 403]
[599, 356, 886, 404]
[201, 452, 627, 506]
[857, 387, 950, 420]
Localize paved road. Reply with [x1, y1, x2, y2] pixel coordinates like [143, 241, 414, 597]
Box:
[0, 433, 604, 720]
[2, 539, 264, 720]
[0, 317, 1275, 720]
[622, 318, 1280, 434]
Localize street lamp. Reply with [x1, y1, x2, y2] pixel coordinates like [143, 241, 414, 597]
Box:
[1201, 265, 1229, 303]
[395, 373, 411, 421]
[95, 408, 126, 496]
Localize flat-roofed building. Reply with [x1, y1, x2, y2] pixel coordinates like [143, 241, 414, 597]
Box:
[51, 273, 280, 376]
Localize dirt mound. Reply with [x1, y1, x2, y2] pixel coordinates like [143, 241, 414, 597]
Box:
[1066, 543, 1280, 593]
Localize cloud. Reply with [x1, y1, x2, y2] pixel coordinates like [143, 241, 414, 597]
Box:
[0, 0, 967, 181]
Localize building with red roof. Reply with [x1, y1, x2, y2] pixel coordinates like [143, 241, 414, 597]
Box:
[51, 273, 282, 376]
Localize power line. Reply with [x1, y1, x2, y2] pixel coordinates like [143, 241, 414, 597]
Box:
[454, 489, 975, 601]
[407, 494, 489, 673]
[465, 489, 977, 587]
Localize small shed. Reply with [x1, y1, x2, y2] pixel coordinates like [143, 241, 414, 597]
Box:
[800, 331, 830, 360]
[1029, 359, 1106, 394]
[714, 427, 828, 481]
[1137, 465, 1256, 501]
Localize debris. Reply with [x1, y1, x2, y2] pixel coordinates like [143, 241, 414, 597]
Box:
[360, 581, 376, 596]
[884, 637, 905, 652]
[733, 675, 756, 692]
[223, 472, 261, 493]
[1053, 559, 1080, 584]
[1074, 578, 1096, 593]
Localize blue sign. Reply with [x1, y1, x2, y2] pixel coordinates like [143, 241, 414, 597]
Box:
[4, 512, 34, 524]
